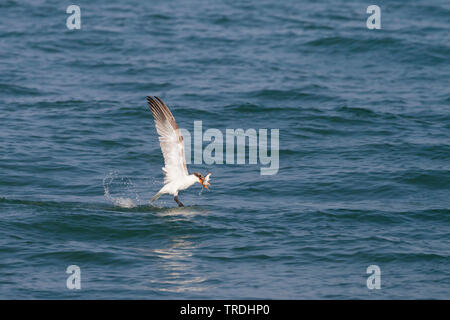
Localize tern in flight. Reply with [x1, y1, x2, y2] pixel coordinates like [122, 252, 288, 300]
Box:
[147, 96, 211, 207]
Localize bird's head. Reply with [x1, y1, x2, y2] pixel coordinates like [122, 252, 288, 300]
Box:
[193, 172, 211, 189]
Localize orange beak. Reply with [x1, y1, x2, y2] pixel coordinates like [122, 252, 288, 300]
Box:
[200, 178, 210, 189]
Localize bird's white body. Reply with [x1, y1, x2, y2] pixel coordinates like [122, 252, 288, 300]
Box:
[158, 174, 198, 196]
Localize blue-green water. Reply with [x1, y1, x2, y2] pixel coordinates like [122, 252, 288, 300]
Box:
[0, 0, 449, 299]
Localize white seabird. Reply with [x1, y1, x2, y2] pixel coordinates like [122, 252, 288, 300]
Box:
[147, 96, 211, 207]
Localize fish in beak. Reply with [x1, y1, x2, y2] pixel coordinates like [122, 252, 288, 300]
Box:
[203, 172, 211, 189]
[194, 172, 212, 189]
[198, 179, 209, 189]
[199, 173, 211, 189]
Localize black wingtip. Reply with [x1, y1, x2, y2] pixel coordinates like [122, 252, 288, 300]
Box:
[146, 96, 157, 109]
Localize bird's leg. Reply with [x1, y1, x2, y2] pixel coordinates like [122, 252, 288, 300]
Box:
[174, 195, 184, 207]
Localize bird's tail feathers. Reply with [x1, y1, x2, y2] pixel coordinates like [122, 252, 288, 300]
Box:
[151, 190, 164, 202]
[151, 192, 162, 202]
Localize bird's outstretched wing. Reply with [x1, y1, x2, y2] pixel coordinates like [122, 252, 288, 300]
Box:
[147, 96, 188, 184]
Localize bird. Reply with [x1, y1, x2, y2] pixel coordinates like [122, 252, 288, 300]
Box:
[147, 96, 211, 207]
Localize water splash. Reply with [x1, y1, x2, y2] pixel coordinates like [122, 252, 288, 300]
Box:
[103, 171, 140, 208]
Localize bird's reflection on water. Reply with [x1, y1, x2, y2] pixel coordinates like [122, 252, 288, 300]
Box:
[154, 205, 210, 218]
[149, 236, 208, 293]
[131, 206, 212, 294]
